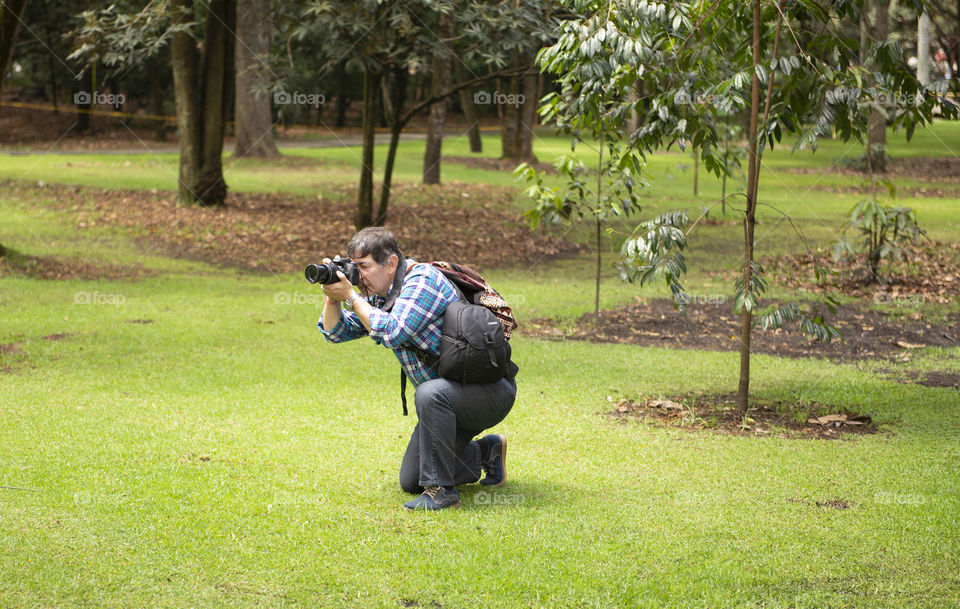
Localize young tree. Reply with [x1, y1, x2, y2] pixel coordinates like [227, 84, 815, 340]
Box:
[532, 0, 954, 413]
[70, 1, 234, 206]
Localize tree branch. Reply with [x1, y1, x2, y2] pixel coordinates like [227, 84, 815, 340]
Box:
[399, 64, 533, 127]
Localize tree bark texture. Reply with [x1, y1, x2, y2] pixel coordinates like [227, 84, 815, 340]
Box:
[170, 0, 233, 206]
[500, 57, 537, 161]
[356, 67, 379, 230]
[738, 0, 763, 415]
[455, 62, 482, 153]
[867, 0, 891, 173]
[234, 0, 278, 158]
[422, 14, 454, 185]
[377, 64, 408, 224]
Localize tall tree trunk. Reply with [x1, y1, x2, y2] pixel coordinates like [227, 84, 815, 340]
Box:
[867, 0, 891, 173]
[455, 63, 482, 153]
[234, 0, 278, 158]
[334, 61, 349, 127]
[357, 67, 379, 229]
[500, 58, 537, 161]
[377, 65, 408, 224]
[500, 72, 521, 159]
[148, 55, 168, 140]
[0, 0, 26, 107]
[738, 0, 764, 415]
[195, 0, 232, 206]
[422, 15, 454, 185]
[76, 68, 92, 132]
[170, 0, 202, 205]
[518, 66, 538, 161]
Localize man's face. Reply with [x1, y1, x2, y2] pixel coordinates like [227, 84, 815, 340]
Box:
[351, 253, 398, 298]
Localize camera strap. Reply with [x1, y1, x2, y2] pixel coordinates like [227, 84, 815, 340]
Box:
[380, 257, 408, 313]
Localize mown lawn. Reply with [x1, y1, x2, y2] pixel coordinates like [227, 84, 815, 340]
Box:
[1, 121, 959, 608]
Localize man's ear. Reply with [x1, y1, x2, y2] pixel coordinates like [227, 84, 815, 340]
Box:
[388, 254, 399, 270]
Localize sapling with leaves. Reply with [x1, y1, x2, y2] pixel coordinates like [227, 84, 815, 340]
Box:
[528, 0, 955, 414]
[834, 179, 927, 284]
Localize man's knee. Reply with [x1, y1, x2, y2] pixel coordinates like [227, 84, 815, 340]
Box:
[414, 379, 451, 414]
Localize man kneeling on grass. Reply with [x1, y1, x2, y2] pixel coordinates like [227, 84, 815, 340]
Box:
[317, 227, 516, 511]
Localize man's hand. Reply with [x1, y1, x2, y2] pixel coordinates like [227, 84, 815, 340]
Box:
[319, 257, 356, 304]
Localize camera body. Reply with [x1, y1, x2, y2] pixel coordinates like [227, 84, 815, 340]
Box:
[304, 258, 360, 285]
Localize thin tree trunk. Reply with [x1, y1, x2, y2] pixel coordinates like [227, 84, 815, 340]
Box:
[76, 68, 92, 132]
[170, 0, 202, 205]
[868, 0, 891, 173]
[500, 73, 521, 159]
[595, 129, 604, 316]
[455, 63, 482, 153]
[335, 61, 349, 127]
[693, 151, 699, 195]
[377, 64, 408, 224]
[234, 0, 278, 158]
[423, 14, 454, 185]
[357, 68, 379, 229]
[519, 66, 538, 162]
[738, 0, 764, 415]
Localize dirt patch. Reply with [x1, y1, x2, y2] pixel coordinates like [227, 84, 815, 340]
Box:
[881, 368, 960, 389]
[444, 155, 558, 175]
[0, 342, 23, 355]
[809, 183, 960, 198]
[788, 497, 854, 510]
[526, 298, 958, 362]
[788, 156, 960, 184]
[754, 242, 960, 305]
[608, 393, 877, 439]
[0, 251, 149, 281]
[43, 333, 72, 341]
[3, 180, 578, 274]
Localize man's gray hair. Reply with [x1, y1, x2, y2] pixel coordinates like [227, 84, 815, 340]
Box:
[347, 227, 404, 266]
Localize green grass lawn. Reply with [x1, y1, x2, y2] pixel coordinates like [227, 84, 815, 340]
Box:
[1, 121, 959, 608]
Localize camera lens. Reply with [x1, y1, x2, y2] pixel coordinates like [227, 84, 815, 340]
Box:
[304, 264, 331, 284]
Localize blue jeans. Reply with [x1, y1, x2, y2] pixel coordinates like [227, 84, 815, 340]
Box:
[399, 375, 516, 492]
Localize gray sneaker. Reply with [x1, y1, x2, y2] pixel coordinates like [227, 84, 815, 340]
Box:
[479, 434, 507, 487]
[403, 486, 461, 511]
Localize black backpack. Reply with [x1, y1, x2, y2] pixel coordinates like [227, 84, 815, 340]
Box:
[392, 261, 519, 415]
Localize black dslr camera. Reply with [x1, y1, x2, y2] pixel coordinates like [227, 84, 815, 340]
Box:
[304, 258, 360, 285]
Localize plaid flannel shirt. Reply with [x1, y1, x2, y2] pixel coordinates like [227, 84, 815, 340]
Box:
[318, 261, 459, 386]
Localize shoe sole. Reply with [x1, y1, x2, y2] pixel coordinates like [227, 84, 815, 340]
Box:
[403, 501, 461, 512]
